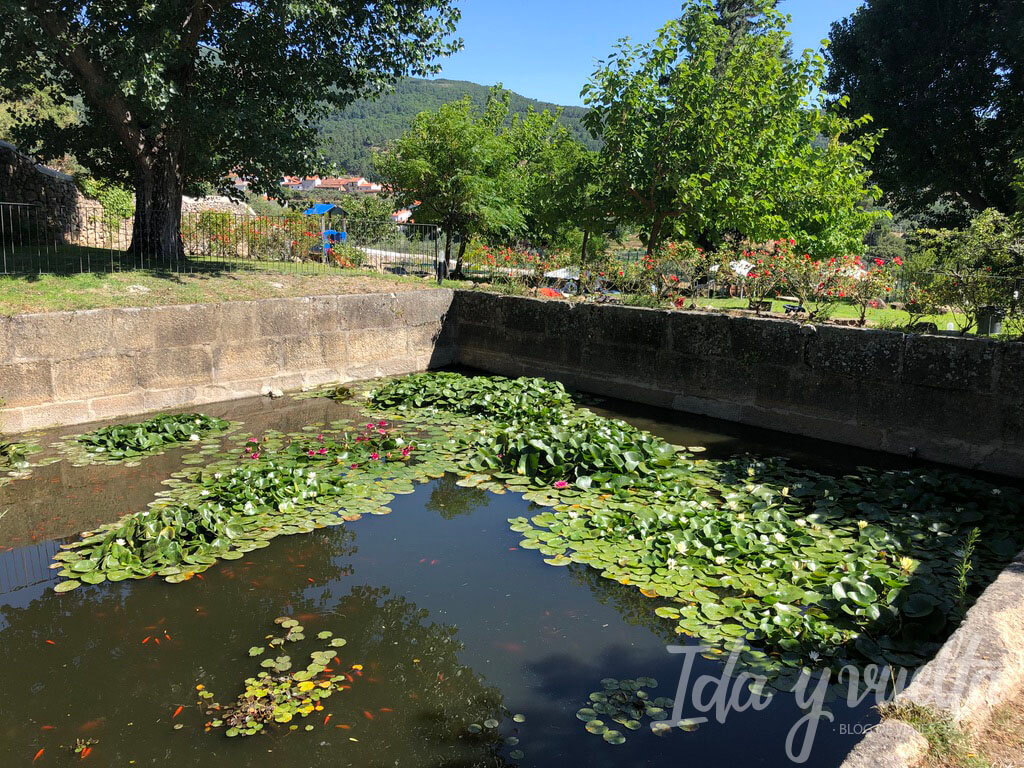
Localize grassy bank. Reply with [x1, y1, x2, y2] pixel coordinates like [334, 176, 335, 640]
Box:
[0, 269, 469, 315]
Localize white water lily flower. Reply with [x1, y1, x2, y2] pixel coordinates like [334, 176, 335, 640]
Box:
[189, 434, 200, 441]
[115, 538, 126, 546]
[714, 555, 727, 565]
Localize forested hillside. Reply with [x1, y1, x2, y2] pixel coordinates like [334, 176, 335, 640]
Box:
[318, 78, 597, 178]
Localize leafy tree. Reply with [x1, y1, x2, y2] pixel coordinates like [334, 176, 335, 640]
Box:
[0, 83, 76, 150]
[0, 1, 460, 260]
[318, 77, 600, 178]
[826, 0, 1024, 223]
[713, 0, 779, 45]
[914, 209, 1024, 333]
[375, 91, 522, 274]
[582, 0, 883, 257]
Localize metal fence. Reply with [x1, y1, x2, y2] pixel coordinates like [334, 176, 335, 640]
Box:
[0, 201, 446, 278]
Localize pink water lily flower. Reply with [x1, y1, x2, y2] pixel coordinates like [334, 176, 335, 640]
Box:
[250, 452, 260, 460]
[554, 480, 569, 489]
[248, 437, 259, 443]
[307, 450, 316, 457]
[318, 447, 327, 455]
[370, 452, 380, 460]
[350, 463, 358, 469]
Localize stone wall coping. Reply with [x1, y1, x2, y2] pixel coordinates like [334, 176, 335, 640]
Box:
[839, 545, 1024, 768]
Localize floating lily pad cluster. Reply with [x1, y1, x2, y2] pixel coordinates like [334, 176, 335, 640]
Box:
[576, 678, 675, 744]
[363, 372, 1024, 681]
[49, 372, 1024, 686]
[51, 422, 425, 588]
[199, 618, 350, 737]
[369, 371, 572, 418]
[60, 413, 233, 465]
[292, 384, 355, 403]
[0, 438, 51, 486]
[464, 711, 528, 760]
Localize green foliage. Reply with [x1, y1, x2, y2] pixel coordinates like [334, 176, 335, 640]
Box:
[367, 372, 1024, 678]
[319, 78, 598, 178]
[0, 1, 461, 257]
[375, 92, 522, 266]
[369, 372, 572, 418]
[0, 440, 29, 467]
[827, 0, 1024, 222]
[582, 1, 883, 257]
[621, 293, 665, 309]
[577, 678, 673, 743]
[199, 619, 352, 735]
[54, 422, 417, 587]
[954, 527, 981, 614]
[0, 82, 76, 150]
[75, 413, 230, 461]
[914, 209, 1024, 332]
[76, 174, 134, 229]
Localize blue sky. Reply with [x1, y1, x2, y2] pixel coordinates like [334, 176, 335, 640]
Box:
[434, 1, 864, 106]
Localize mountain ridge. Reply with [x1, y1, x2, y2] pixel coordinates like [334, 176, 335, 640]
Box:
[318, 77, 597, 179]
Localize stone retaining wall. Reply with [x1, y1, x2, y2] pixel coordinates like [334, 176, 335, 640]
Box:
[0, 290, 455, 431]
[452, 292, 1024, 479]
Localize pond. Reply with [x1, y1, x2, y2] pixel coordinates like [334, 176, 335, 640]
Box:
[1, 373, 1021, 768]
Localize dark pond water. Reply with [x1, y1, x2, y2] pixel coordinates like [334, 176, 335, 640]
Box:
[0, 393, 905, 768]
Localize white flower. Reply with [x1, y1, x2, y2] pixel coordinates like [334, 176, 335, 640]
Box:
[115, 538, 126, 546]
[189, 434, 200, 442]
[773, 532, 786, 543]
[714, 555, 727, 565]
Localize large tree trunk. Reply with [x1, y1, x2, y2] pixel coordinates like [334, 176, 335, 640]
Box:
[453, 237, 468, 278]
[130, 151, 185, 263]
[646, 215, 666, 257]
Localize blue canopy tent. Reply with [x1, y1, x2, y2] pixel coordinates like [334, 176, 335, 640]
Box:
[302, 204, 346, 263]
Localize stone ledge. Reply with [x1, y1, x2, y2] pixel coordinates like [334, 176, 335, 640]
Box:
[0, 289, 454, 431]
[839, 547, 1024, 768]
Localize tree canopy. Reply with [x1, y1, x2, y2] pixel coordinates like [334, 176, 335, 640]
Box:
[826, 0, 1024, 223]
[0, 1, 460, 258]
[374, 92, 523, 270]
[582, 0, 882, 256]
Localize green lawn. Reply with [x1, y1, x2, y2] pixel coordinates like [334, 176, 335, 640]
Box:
[0, 268, 472, 315]
[686, 296, 968, 334]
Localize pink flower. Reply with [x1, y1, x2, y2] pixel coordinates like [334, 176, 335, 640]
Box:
[318, 447, 327, 455]
[350, 463, 358, 469]
[370, 452, 380, 460]
[307, 450, 316, 457]
[317, 433, 324, 442]
[554, 480, 569, 489]
[251, 453, 260, 460]
[366, 423, 375, 430]
[401, 447, 411, 457]
[378, 420, 387, 427]
[248, 437, 259, 443]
